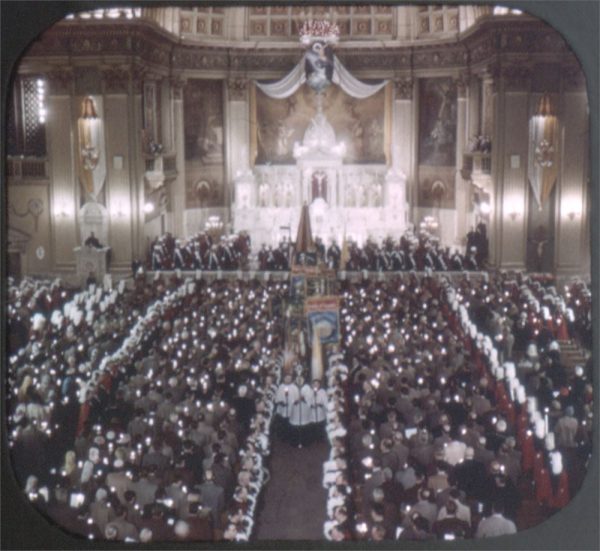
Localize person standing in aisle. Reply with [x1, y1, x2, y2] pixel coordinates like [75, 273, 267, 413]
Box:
[275, 374, 298, 443]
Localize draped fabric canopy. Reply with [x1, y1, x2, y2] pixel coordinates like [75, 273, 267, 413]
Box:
[255, 54, 387, 99]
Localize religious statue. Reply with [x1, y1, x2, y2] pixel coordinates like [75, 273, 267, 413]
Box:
[311, 171, 328, 202]
[258, 181, 270, 207]
[78, 96, 106, 200]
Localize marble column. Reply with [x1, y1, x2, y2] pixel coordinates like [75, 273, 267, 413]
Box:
[46, 68, 76, 273]
[495, 66, 531, 270]
[102, 65, 135, 270]
[555, 67, 589, 276]
[454, 73, 469, 245]
[392, 77, 414, 226]
[225, 77, 250, 219]
[169, 78, 186, 237]
[486, 71, 501, 267]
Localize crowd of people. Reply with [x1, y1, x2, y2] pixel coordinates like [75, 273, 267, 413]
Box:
[311, 273, 592, 542]
[147, 225, 489, 274]
[7, 268, 591, 543]
[452, 273, 593, 498]
[317, 276, 525, 541]
[9, 275, 289, 542]
[342, 231, 485, 272]
[563, 279, 592, 350]
[8, 274, 168, 483]
[148, 231, 252, 272]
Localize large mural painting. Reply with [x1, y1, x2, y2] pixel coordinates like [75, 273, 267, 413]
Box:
[418, 77, 457, 208]
[255, 83, 386, 165]
[183, 79, 226, 208]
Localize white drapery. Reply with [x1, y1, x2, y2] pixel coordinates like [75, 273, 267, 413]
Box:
[332, 56, 387, 98]
[255, 54, 387, 99]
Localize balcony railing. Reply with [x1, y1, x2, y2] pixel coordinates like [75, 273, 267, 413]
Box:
[462, 152, 491, 180]
[6, 156, 49, 181]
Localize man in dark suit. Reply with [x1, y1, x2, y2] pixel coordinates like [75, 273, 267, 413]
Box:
[449, 446, 488, 500]
[198, 469, 225, 529]
[432, 499, 471, 539]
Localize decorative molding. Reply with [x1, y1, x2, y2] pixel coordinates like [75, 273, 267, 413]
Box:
[169, 76, 186, 100]
[502, 64, 531, 91]
[45, 66, 74, 95]
[339, 51, 412, 71]
[172, 46, 229, 71]
[228, 77, 248, 101]
[100, 65, 130, 94]
[455, 71, 470, 98]
[394, 78, 413, 100]
[229, 51, 299, 73]
[9, 198, 44, 232]
[18, 18, 582, 83]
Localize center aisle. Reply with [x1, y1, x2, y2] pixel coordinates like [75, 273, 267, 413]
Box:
[254, 436, 329, 540]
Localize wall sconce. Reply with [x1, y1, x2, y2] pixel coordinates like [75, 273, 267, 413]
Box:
[143, 202, 155, 214]
[479, 201, 491, 215]
[505, 199, 522, 222]
[110, 202, 127, 219]
[562, 197, 582, 221]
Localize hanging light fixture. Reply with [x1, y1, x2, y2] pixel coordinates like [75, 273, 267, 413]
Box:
[528, 92, 558, 210]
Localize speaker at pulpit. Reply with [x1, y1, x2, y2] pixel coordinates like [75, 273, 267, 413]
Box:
[74, 245, 110, 286]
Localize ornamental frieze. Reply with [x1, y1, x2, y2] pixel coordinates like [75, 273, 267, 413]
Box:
[172, 48, 229, 70]
[228, 52, 300, 72]
[45, 66, 74, 95]
[100, 65, 131, 94]
[18, 18, 577, 80]
[338, 51, 411, 71]
[502, 64, 532, 90]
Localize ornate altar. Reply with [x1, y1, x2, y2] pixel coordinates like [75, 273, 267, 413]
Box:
[233, 19, 407, 250]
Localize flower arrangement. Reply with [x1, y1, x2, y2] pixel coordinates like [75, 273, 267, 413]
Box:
[299, 19, 340, 45]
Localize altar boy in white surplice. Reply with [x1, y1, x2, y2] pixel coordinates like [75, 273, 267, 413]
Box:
[308, 379, 328, 444]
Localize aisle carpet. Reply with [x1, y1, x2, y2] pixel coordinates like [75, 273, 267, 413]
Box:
[254, 436, 329, 540]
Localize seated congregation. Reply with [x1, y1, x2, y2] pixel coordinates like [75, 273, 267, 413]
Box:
[7, 270, 592, 542]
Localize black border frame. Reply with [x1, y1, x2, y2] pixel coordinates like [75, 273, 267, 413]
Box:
[1, 1, 598, 550]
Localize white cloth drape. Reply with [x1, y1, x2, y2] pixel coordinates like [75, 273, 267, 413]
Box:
[255, 61, 306, 99]
[255, 54, 387, 99]
[332, 56, 388, 98]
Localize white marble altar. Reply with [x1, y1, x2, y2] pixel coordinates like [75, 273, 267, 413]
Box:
[233, 109, 406, 249]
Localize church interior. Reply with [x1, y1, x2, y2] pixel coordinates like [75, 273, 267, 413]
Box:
[3, 3, 595, 546]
